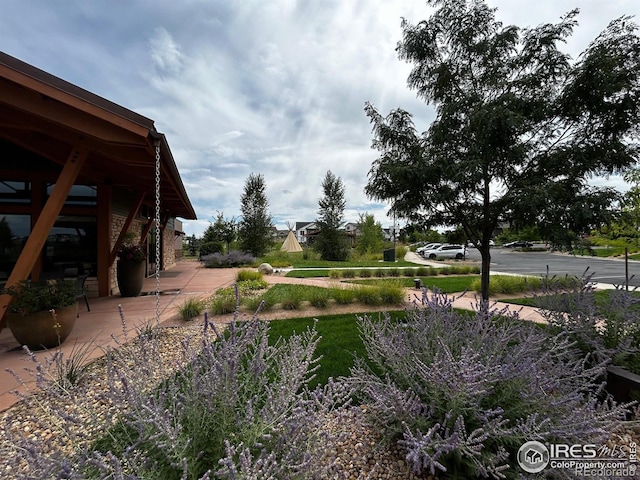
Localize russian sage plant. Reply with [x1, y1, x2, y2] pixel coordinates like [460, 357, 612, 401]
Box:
[348, 289, 631, 479]
[201, 251, 256, 268]
[83, 316, 352, 479]
[531, 270, 640, 374]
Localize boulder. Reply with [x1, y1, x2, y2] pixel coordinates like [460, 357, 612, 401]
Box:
[257, 263, 274, 275]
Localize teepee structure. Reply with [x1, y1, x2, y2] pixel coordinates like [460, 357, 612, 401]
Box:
[281, 223, 303, 253]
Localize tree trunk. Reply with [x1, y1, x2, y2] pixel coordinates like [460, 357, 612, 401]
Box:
[479, 245, 492, 306]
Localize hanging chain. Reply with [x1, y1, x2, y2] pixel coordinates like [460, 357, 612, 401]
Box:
[154, 143, 161, 324]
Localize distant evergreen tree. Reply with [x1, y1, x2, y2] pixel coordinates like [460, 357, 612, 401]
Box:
[315, 171, 349, 261]
[238, 174, 273, 257]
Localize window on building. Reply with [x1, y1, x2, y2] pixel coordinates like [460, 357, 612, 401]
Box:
[46, 184, 97, 206]
[0, 214, 30, 279]
[0, 181, 31, 204]
[43, 216, 97, 275]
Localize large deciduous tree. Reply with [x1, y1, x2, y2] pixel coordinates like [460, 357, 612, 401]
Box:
[365, 0, 640, 301]
[238, 173, 273, 257]
[315, 170, 349, 261]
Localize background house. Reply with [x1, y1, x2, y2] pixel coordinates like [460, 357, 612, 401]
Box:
[295, 221, 317, 244]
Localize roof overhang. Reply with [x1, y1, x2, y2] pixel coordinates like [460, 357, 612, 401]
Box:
[0, 51, 196, 220]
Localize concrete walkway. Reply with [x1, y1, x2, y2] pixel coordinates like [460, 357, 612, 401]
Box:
[0, 260, 238, 411]
[0, 256, 579, 411]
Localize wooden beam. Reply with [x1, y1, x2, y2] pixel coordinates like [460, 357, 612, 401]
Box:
[109, 192, 145, 266]
[0, 146, 88, 329]
[140, 219, 155, 244]
[0, 72, 151, 138]
[97, 184, 112, 297]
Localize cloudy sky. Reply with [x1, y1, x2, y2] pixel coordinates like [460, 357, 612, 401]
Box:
[2, 0, 637, 237]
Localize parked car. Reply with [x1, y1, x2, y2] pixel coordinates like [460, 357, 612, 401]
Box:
[467, 240, 495, 248]
[422, 244, 467, 260]
[503, 240, 533, 248]
[417, 242, 442, 256]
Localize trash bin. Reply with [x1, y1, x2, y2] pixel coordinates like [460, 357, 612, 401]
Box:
[414, 278, 423, 289]
[383, 248, 396, 262]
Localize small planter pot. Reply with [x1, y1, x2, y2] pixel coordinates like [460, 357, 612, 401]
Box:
[117, 260, 146, 297]
[7, 303, 78, 350]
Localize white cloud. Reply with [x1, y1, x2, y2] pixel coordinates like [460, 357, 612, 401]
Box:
[150, 28, 183, 74]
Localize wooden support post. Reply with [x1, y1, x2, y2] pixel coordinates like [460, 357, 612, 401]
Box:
[140, 219, 155, 244]
[97, 184, 112, 297]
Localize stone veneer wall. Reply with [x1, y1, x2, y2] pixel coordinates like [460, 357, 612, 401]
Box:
[163, 226, 176, 269]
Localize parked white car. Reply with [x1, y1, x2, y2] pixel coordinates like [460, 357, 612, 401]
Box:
[422, 244, 467, 260]
[417, 242, 442, 256]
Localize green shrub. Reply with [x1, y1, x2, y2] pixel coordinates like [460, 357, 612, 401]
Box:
[331, 287, 356, 305]
[309, 289, 330, 308]
[279, 285, 306, 310]
[209, 294, 236, 315]
[416, 266, 432, 276]
[359, 268, 372, 278]
[354, 285, 382, 305]
[199, 240, 224, 257]
[329, 270, 342, 279]
[378, 284, 405, 305]
[178, 297, 205, 321]
[281, 297, 301, 310]
[238, 279, 269, 292]
[470, 275, 542, 295]
[395, 245, 408, 260]
[374, 268, 386, 278]
[341, 269, 356, 278]
[236, 269, 264, 282]
[387, 267, 399, 277]
[244, 294, 275, 312]
[403, 268, 417, 277]
[449, 265, 472, 275]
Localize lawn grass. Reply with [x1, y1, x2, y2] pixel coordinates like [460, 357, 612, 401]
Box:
[267, 311, 406, 389]
[347, 275, 478, 294]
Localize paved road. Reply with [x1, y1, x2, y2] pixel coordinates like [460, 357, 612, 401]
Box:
[465, 247, 640, 288]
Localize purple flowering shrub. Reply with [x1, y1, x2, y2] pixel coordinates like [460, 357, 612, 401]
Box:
[83, 317, 351, 479]
[201, 250, 256, 268]
[531, 271, 640, 374]
[348, 290, 631, 479]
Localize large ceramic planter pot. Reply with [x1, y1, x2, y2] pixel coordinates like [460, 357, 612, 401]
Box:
[7, 303, 78, 350]
[117, 260, 146, 297]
